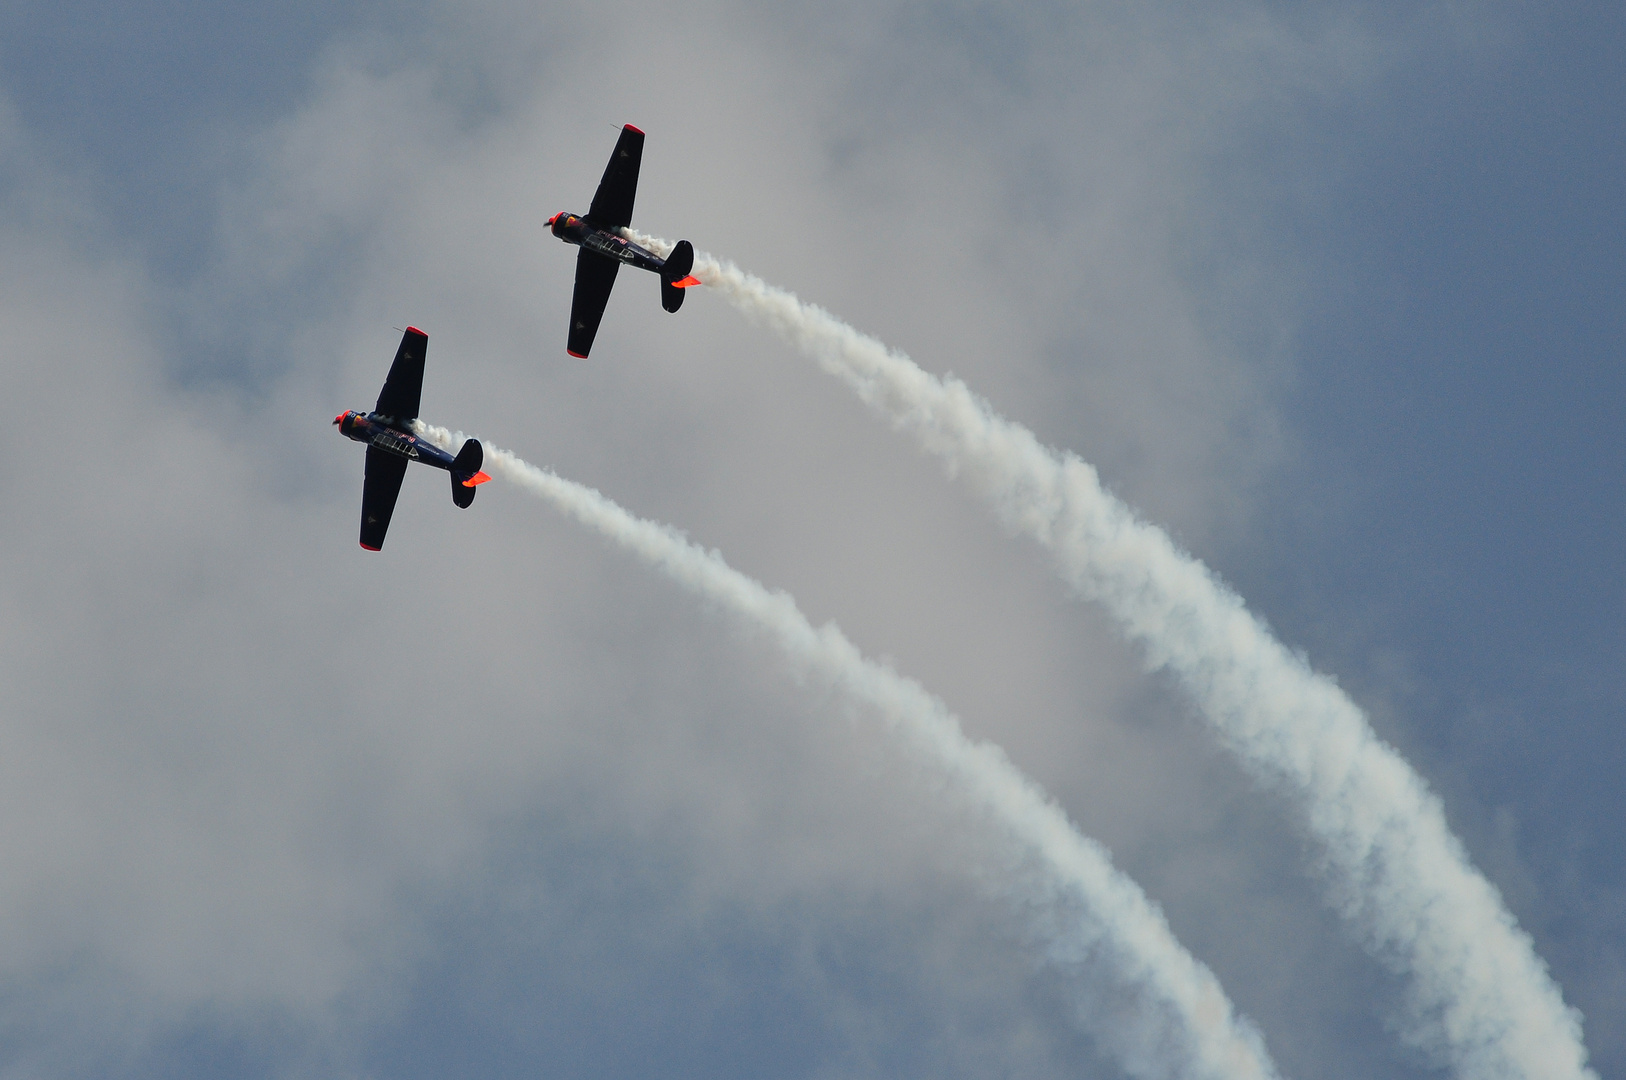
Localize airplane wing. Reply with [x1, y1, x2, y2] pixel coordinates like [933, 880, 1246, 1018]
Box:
[567, 248, 620, 358]
[586, 124, 644, 229]
[374, 327, 428, 422]
[359, 446, 409, 551]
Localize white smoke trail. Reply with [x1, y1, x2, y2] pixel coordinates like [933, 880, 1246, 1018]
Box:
[416, 422, 1281, 1080]
[622, 230, 1594, 1080]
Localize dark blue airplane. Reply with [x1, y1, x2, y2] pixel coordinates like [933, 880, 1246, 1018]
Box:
[546, 124, 700, 358]
[333, 326, 490, 551]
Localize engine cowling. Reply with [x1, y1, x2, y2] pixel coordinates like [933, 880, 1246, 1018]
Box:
[333, 410, 370, 438]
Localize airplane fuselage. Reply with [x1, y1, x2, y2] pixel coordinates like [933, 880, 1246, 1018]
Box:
[549, 213, 665, 274]
[335, 411, 461, 472]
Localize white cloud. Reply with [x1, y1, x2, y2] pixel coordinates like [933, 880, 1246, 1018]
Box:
[0, 3, 1548, 1077]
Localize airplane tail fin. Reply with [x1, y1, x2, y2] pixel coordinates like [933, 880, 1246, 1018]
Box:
[660, 240, 698, 313]
[450, 439, 490, 509]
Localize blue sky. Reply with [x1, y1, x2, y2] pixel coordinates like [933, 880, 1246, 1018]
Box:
[0, 2, 1619, 1078]
[1249, 0, 1625, 997]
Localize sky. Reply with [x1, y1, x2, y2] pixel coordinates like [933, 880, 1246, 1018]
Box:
[0, 1, 1620, 1078]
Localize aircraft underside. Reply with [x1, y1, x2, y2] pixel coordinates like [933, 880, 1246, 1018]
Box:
[547, 124, 699, 357]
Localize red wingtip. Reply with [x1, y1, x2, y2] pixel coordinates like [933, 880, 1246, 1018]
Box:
[567, 349, 588, 358]
[671, 275, 702, 289]
[405, 326, 426, 337]
[360, 542, 382, 552]
[461, 471, 492, 488]
[624, 124, 645, 135]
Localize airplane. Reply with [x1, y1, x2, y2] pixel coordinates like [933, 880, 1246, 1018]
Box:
[333, 326, 490, 551]
[546, 124, 701, 358]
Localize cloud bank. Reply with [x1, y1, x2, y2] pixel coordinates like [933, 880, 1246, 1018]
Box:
[1, 0, 1608, 1077]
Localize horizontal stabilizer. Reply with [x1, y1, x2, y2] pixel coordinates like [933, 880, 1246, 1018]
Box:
[670, 275, 701, 289]
[451, 438, 485, 507]
[660, 241, 696, 314]
[660, 240, 694, 284]
[661, 278, 687, 313]
[452, 437, 483, 472]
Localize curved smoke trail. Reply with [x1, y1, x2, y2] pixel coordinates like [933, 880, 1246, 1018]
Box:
[622, 230, 1594, 1080]
[417, 422, 1281, 1080]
